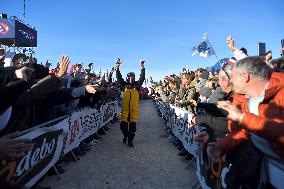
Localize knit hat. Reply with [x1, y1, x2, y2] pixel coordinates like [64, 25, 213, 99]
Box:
[199, 87, 212, 98]
[173, 77, 182, 84]
[200, 71, 209, 80]
[240, 47, 248, 55]
[127, 72, 135, 78]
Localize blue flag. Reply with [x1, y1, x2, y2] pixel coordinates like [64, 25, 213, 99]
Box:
[207, 58, 229, 72]
[192, 33, 215, 57]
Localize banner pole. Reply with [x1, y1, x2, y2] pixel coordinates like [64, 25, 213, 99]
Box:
[214, 54, 219, 61]
[204, 33, 220, 61]
[206, 38, 219, 61]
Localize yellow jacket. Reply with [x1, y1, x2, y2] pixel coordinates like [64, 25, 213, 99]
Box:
[116, 68, 145, 123]
[121, 88, 139, 122]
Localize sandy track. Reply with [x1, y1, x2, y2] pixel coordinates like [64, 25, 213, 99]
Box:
[40, 100, 196, 189]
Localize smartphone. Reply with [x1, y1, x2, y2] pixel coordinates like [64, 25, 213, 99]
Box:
[257, 42, 266, 56]
[117, 58, 122, 64]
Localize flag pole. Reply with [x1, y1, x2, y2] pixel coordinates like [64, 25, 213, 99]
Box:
[206, 36, 219, 61]
[214, 53, 219, 61]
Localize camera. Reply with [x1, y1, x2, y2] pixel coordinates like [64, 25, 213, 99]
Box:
[196, 103, 228, 117]
[197, 108, 206, 115]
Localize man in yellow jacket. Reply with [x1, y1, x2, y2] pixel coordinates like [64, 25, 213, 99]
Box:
[115, 59, 145, 147]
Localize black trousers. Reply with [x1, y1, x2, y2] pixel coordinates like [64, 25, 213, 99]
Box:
[120, 121, 136, 142]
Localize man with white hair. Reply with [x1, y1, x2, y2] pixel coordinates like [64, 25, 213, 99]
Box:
[208, 56, 284, 188]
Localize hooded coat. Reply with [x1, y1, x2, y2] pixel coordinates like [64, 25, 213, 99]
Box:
[116, 68, 145, 122]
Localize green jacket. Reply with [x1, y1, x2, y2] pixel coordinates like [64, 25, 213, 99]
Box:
[178, 85, 196, 113]
[168, 89, 178, 104]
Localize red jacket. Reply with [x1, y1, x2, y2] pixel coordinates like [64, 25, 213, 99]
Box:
[218, 72, 284, 160]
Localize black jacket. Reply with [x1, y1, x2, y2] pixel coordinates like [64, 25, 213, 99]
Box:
[1, 75, 62, 136]
[116, 68, 145, 91]
[195, 90, 233, 140]
[0, 67, 17, 88]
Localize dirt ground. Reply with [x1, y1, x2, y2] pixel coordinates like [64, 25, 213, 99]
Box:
[40, 100, 197, 189]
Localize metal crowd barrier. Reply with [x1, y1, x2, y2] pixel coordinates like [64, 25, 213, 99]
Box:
[154, 100, 284, 189]
[0, 101, 118, 189]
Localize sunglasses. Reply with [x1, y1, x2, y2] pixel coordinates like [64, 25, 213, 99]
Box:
[221, 66, 231, 80]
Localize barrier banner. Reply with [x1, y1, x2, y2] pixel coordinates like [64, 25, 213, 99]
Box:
[63, 110, 84, 154]
[169, 105, 199, 155]
[0, 101, 118, 188]
[155, 100, 284, 189]
[195, 145, 230, 189]
[101, 102, 116, 127]
[0, 127, 65, 189]
[156, 101, 232, 189]
[79, 108, 101, 141]
[63, 102, 117, 154]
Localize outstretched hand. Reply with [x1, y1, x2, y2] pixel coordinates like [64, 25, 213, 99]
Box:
[115, 58, 122, 70]
[140, 59, 145, 68]
[85, 85, 98, 94]
[0, 131, 34, 159]
[217, 101, 243, 122]
[226, 35, 237, 52]
[56, 55, 70, 79]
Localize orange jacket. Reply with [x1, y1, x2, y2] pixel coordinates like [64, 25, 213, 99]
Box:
[218, 72, 284, 160]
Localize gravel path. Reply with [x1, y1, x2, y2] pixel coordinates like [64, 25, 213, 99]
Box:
[40, 100, 197, 189]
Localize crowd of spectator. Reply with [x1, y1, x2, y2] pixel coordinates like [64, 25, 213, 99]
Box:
[151, 36, 284, 189]
[0, 47, 131, 188]
[1, 33, 284, 188]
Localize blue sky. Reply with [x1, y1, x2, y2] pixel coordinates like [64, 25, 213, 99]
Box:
[1, 0, 284, 81]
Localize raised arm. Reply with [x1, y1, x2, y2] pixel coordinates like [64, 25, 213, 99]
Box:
[15, 55, 70, 108]
[115, 58, 125, 87]
[108, 67, 114, 83]
[138, 60, 145, 87]
[226, 36, 247, 61]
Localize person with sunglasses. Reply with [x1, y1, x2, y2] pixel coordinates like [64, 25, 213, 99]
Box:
[191, 63, 233, 144]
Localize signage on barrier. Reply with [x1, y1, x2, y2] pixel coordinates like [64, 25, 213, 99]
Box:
[155, 101, 284, 189]
[0, 127, 65, 188]
[0, 102, 117, 188]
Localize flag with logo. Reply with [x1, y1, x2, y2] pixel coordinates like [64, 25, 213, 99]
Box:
[192, 33, 215, 57]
